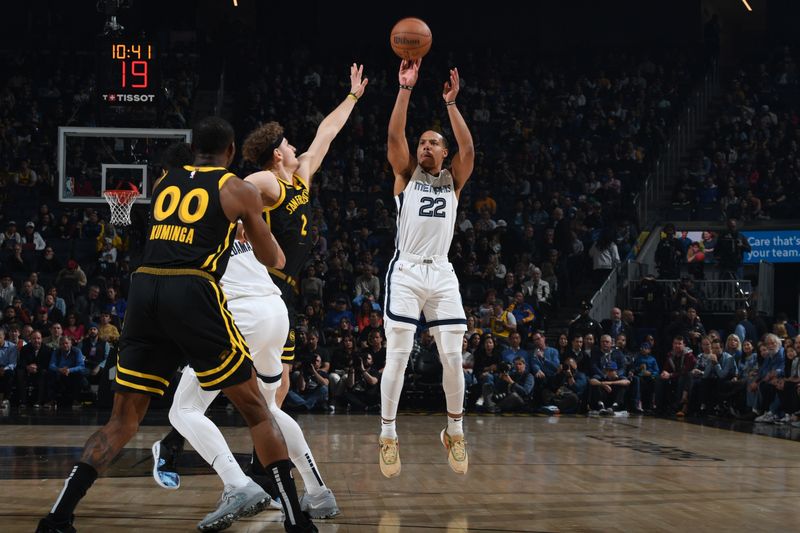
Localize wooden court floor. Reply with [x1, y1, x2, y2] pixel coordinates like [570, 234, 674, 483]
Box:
[2, 413, 799, 532]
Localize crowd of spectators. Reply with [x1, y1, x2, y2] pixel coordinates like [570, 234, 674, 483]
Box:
[0, 42, 742, 416]
[671, 45, 800, 221]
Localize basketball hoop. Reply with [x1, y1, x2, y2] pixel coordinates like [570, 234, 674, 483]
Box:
[103, 189, 140, 226]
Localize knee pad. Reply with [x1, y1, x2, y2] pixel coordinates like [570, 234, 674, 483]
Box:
[432, 329, 465, 358]
[386, 327, 415, 359]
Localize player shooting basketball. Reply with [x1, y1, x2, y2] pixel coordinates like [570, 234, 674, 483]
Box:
[379, 58, 475, 477]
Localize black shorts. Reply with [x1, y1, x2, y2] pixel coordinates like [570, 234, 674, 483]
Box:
[114, 268, 252, 397]
[271, 274, 298, 365]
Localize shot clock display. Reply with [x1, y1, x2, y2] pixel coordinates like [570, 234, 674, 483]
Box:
[99, 41, 159, 105]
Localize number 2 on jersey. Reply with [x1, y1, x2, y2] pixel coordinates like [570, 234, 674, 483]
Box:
[419, 196, 446, 218]
[300, 213, 308, 236]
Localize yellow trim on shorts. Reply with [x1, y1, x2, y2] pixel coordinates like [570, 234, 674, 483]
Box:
[198, 352, 247, 388]
[210, 281, 249, 356]
[116, 362, 171, 386]
[193, 282, 250, 381]
[115, 375, 165, 396]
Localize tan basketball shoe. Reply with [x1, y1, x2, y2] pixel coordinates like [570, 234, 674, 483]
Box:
[379, 437, 401, 478]
[440, 428, 468, 474]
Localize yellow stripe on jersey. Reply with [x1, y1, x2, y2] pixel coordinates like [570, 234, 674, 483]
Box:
[183, 165, 226, 172]
[218, 172, 236, 189]
[115, 375, 166, 396]
[265, 179, 287, 211]
[152, 169, 168, 192]
[293, 172, 309, 189]
[209, 222, 236, 273]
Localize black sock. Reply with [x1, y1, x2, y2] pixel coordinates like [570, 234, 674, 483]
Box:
[248, 449, 279, 499]
[267, 459, 309, 528]
[161, 427, 185, 453]
[49, 462, 98, 523]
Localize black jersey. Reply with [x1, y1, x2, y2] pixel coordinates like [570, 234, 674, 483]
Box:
[142, 165, 237, 279]
[265, 173, 311, 279]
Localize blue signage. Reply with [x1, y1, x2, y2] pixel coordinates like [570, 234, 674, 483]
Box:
[743, 230, 800, 263]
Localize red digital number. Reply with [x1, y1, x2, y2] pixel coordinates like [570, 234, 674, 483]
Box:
[131, 60, 148, 88]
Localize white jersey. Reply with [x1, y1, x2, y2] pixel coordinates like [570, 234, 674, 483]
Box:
[220, 240, 281, 300]
[394, 165, 458, 258]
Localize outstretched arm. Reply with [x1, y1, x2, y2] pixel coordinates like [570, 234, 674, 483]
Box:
[388, 59, 420, 195]
[443, 68, 475, 196]
[297, 64, 368, 182]
[221, 178, 283, 268]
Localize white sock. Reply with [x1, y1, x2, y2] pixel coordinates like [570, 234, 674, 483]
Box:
[381, 418, 397, 440]
[260, 380, 328, 497]
[212, 453, 249, 488]
[447, 413, 464, 437]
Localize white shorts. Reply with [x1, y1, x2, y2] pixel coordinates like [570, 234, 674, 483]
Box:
[383, 251, 467, 333]
[227, 293, 289, 389]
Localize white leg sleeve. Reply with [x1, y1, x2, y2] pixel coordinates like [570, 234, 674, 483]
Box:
[168, 368, 228, 466]
[432, 329, 466, 415]
[258, 380, 327, 496]
[381, 327, 415, 422]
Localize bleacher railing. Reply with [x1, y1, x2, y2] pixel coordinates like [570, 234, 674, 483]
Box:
[636, 60, 719, 228]
[626, 278, 752, 315]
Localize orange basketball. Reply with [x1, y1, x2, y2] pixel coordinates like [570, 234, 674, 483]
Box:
[390, 17, 432, 60]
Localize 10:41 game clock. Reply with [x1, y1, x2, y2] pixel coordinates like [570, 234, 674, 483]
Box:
[99, 41, 159, 105]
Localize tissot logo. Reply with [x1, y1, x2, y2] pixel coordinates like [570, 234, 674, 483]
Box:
[102, 93, 156, 102]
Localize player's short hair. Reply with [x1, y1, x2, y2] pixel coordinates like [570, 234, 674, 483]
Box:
[419, 130, 448, 149]
[160, 142, 193, 169]
[192, 117, 235, 155]
[242, 121, 285, 168]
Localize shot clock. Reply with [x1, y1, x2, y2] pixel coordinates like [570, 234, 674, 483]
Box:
[99, 40, 159, 105]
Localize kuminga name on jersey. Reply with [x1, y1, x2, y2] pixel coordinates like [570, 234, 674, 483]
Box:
[142, 166, 237, 279]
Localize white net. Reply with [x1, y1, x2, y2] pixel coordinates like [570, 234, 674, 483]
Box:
[103, 190, 140, 226]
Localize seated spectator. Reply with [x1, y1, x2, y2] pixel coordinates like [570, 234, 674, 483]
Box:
[341, 352, 380, 412]
[588, 361, 630, 414]
[300, 265, 324, 306]
[0, 221, 21, 251]
[0, 328, 18, 408]
[473, 334, 501, 389]
[0, 273, 17, 308]
[16, 330, 49, 407]
[42, 293, 65, 325]
[324, 297, 355, 332]
[63, 313, 85, 344]
[104, 287, 127, 324]
[501, 332, 530, 367]
[357, 310, 384, 349]
[489, 299, 516, 342]
[482, 357, 534, 413]
[54, 260, 88, 304]
[656, 335, 697, 416]
[18, 280, 40, 316]
[754, 334, 788, 423]
[508, 292, 536, 340]
[7, 243, 32, 275]
[46, 336, 87, 409]
[74, 284, 105, 324]
[97, 311, 120, 343]
[285, 354, 330, 412]
[43, 322, 63, 351]
[21, 221, 46, 251]
[80, 323, 110, 384]
[545, 354, 588, 414]
[632, 342, 659, 411]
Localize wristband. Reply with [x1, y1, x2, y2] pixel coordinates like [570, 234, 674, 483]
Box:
[348, 92, 359, 102]
[445, 100, 457, 106]
[399, 84, 414, 91]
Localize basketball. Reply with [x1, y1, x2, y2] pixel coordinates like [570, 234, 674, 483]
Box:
[390, 17, 432, 60]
